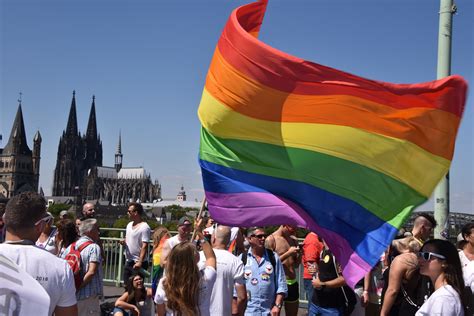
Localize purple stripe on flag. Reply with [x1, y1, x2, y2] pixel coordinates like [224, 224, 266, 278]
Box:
[205, 190, 371, 287]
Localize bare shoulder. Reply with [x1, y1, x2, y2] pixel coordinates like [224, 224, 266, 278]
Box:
[393, 253, 418, 270]
[273, 235, 291, 253]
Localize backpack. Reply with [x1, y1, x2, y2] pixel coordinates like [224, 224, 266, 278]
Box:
[65, 240, 93, 290]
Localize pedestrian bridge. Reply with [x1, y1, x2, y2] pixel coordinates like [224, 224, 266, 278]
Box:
[99, 227, 310, 306]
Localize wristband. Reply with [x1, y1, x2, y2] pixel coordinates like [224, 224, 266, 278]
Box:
[363, 290, 369, 294]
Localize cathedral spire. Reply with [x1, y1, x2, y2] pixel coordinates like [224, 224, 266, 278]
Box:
[86, 95, 98, 140]
[115, 131, 123, 172]
[66, 90, 78, 136]
[117, 130, 122, 154]
[3, 102, 31, 155]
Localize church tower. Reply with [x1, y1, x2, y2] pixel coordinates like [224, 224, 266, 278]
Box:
[83, 95, 103, 171]
[115, 131, 123, 172]
[32, 130, 42, 189]
[0, 99, 40, 198]
[177, 185, 186, 202]
[52, 91, 85, 196]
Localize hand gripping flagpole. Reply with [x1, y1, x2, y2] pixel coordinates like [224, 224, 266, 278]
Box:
[191, 197, 207, 241]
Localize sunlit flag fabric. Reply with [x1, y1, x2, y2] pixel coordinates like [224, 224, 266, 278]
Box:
[197, 0, 467, 286]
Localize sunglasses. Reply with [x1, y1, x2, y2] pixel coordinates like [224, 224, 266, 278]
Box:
[418, 251, 446, 261]
[251, 234, 267, 239]
[34, 213, 53, 226]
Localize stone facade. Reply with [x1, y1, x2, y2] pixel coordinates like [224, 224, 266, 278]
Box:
[53, 91, 102, 196]
[84, 166, 161, 204]
[53, 91, 161, 205]
[0, 104, 41, 198]
[83, 131, 161, 204]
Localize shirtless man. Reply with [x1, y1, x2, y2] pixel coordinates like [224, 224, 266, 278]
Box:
[266, 225, 301, 316]
[410, 213, 436, 245]
[380, 237, 428, 316]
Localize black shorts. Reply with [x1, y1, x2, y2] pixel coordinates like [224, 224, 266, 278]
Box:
[284, 281, 299, 302]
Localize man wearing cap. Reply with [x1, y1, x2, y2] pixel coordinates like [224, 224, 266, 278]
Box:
[161, 216, 192, 266]
[122, 202, 151, 283]
[59, 210, 72, 220]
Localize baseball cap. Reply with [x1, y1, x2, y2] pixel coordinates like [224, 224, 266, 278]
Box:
[178, 216, 191, 226]
[59, 210, 69, 218]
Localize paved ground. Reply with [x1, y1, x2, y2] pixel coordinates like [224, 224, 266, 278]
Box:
[103, 285, 309, 315]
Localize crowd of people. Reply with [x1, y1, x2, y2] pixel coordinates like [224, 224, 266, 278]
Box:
[0, 192, 472, 316]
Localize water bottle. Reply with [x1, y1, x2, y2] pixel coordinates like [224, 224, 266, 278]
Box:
[138, 267, 151, 278]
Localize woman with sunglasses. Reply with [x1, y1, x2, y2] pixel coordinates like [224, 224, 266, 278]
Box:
[35, 211, 58, 254]
[416, 239, 467, 315]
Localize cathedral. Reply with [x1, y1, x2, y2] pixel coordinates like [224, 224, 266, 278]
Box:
[53, 91, 161, 204]
[52, 91, 102, 196]
[83, 132, 162, 204]
[0, 102, 41, 198]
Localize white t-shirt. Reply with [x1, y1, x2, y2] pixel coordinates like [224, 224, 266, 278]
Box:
[125, 221, 151, 261]
[154, 266, 217, 316]
[166, 235, 182, 250]
[459, 250, 474, 292]
[35, 228, 57, 255]
[0, 243, 77, 316]
[0, 254, 50, 316]
[415, 284, 464, 316]
[199, 249, 244, 315]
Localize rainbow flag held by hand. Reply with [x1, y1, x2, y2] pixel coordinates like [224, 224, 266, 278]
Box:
[197, 0, 467, 287]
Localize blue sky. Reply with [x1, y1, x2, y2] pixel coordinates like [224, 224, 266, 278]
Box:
[1, 0, 472, 213]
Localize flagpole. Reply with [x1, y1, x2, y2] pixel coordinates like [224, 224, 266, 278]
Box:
[191, 197, 207, 241]
[434, 0, 456, 240]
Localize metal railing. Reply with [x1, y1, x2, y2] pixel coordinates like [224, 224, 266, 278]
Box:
[99, 227, 310, 305]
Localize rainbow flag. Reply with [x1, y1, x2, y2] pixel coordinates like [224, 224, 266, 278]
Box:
[197, 0, 467, 286]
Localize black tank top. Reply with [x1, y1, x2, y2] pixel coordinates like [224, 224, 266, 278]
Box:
[311, 249, 345, 308]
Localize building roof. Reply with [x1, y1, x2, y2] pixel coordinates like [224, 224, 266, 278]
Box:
[45, 196, 75, 204]
[96, 166, 118, 179]
[2, 105, 31, 155]
[94, 166, 149, 180]
[118, 167, 146, 179]
[142, 199, 203, 209]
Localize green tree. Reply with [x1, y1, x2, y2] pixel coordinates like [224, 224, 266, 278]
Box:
[47, 203, 71, 218]
[164, 205, 187, 220]
[164, 222, 178, 232]
[146, 220, 159, 231]
[107, 217, 129, 238]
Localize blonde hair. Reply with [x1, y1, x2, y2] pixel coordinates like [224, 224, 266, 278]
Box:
[152, 227, 170, 252]
[392, 236, 421, 253]
[163, 242, 200, 315]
